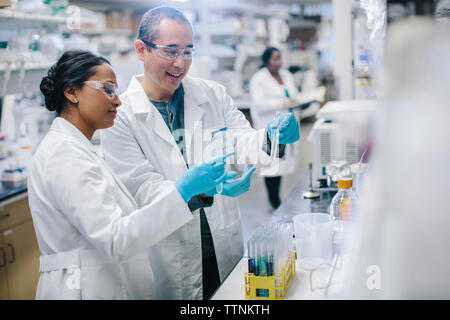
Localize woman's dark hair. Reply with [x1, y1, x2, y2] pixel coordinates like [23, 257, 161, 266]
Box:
[261, 46, 280, 69]
[40, 50, 110, 114]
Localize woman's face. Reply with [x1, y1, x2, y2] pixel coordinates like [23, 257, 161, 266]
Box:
[75, 63, 121, 131]
[268, 50, 282, 73]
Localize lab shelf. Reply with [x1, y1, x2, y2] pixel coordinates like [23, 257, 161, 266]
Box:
[0, 8, 98, 29]
[0, 9, 67, 23]
[61, 28, 135, 37]
[0, 64, 51, 96]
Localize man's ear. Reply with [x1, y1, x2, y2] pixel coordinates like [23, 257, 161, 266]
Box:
[135, 39, 147, 62]
[64, 85, 79, 104]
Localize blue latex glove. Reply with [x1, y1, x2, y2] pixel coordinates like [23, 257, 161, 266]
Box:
[205, 165, 256, 197]
[174, 155, 229, 203]
[266, 112, 300, 144]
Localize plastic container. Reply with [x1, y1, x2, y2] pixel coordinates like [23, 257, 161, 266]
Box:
[16, 123, 33, 169]
[329, 178, 356, 221]
[1, 167, 27, 188]
[292, 213, 333, 260]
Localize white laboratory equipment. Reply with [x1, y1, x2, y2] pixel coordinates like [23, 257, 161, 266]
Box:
[307, 99, 376, 184]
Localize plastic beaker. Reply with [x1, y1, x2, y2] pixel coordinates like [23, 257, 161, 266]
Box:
[292, 213, 333, 260]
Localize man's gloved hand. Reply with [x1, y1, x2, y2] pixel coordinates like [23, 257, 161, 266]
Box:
[205, 165, 256, 198]
[266, 112, 300, 144]
[174, 155, 230, 203]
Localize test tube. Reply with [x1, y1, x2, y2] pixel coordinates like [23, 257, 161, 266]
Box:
[258, 238, 269, 297]
[270, 111, 283, 161]
[253, 234, 260, 277]
[270, 128, 279, 161]
[211, 128, 227, 194]
[267, 243, 274, 277]
[247, 238, 255, 274]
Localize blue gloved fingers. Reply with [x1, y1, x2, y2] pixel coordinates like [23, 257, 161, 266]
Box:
[215, 171, 237, 184]
[267, 113, 293, 141]
[210, 162, 226, 172]
[278, 113, 296, 131]
[241, 165, 256, 180]
[277, 114, 300, 144]
[215, 170, 236, 184]
[280, 128, 298, 141]
[207, 152, 235, 165]
[223, 171, 238, 182]
[205, 155, 224, 165]
[215, 170, 228, 184]
[241, 182, 251, 192]
[209, 168, 226, 181]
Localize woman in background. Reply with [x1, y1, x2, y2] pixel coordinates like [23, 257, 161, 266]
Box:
[249, 47, 301, 210]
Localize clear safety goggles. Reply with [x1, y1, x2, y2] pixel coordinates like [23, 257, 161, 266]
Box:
[141, 39, 195, 61]
[84, 81, 119, 99]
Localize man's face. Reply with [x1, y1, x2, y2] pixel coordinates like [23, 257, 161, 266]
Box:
[139, 19, 193, 98]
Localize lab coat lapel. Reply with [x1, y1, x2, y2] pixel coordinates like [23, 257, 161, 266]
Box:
[127, 75, 182, 151]
[183, 77, 207, 165]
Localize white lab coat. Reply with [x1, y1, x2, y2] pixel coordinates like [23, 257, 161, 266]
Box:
[101, 75, 270, 299]
[28, 117, 193, 299]
[249, 67, 301, 176]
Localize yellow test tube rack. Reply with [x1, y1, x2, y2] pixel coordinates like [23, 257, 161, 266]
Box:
[244, 251, 296, 300]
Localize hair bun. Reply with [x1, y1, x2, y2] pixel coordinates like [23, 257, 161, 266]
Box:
[40, 65, 58, 111]
[40, 76, 55, 96]
[40, 65, 56, 96]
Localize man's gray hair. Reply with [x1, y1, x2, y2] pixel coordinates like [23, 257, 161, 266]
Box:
[138, 6, 193, 42]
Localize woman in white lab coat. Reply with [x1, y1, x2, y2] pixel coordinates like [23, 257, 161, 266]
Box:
[249, 47, 301, 209]
[28, 50, 228, 299]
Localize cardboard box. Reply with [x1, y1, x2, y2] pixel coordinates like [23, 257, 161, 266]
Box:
[0, 0, 11, 8]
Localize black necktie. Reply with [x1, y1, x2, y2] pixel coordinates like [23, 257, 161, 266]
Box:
[199, 208, 221, 300]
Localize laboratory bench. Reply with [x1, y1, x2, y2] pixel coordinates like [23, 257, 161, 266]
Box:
[0, 182, 27, 204]
[0, 183, 40, 300]
[212, 170, 343, 300]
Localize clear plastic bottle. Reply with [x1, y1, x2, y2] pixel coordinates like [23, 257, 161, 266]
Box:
[329, 177, 356, 221]
[329, 177, 356, 257]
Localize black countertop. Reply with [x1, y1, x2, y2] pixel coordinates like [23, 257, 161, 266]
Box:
[0, 182, 27, 203]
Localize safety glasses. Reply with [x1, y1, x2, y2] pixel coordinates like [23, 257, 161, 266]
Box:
[140, 39, 195, 61]
[84, 81, 119, 99]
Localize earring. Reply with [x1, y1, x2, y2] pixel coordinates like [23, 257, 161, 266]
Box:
[73, 98, 78, 103]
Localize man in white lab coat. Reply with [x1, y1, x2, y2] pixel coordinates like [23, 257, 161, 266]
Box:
[101, 6, 300, 300]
